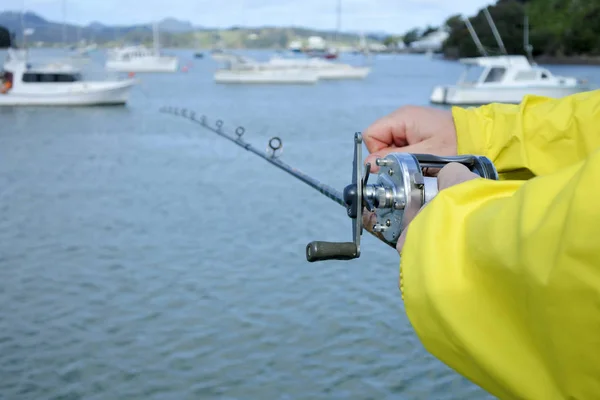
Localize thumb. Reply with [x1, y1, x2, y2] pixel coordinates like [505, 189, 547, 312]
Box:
[365, 141, 432, 173]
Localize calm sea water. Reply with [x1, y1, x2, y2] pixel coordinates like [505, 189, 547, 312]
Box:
[1, 48, 599, 400]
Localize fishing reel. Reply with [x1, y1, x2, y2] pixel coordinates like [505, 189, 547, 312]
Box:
[306, 133, 498, 262]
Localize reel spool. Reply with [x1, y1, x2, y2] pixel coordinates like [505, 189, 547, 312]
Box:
[306, 133, 498, 262]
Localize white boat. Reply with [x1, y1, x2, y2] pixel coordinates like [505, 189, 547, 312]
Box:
[430, 55, 590, 105]
[105, 23, 179, 73]
[0, 49, 136, 106]
[212, 52, 368, 82]
[106, 45, 178, 73]
[212, 53, 318, 84]
[266, 56, 370, 80]
[214, 69, 318, 84]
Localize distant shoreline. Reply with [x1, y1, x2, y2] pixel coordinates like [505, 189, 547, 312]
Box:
[9, 46, 600, 67]
[441, 53, 600, 66]
[531, 55, 600, 66]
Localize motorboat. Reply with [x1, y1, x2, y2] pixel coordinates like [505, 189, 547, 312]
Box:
[0, 48, 137, 106]
[212, 53, 318, 84]
[105, 23, 179, 73]
[266, 56, 370, 80]
[214, 69, 318, 84]
[430, 55, 590, 105]
[211, 52, 369, 82]
[105, 45, 179, 73]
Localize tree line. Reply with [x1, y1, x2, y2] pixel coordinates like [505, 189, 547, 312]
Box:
[390, 0, 600, 58]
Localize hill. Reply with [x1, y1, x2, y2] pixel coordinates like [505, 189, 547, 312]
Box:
[0, 11, 372, 49]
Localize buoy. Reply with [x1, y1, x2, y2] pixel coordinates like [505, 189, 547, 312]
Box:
[182, 66, 189, 72]
[128, 72, 135, 78]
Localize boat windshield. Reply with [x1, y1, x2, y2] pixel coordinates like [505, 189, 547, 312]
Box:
[482, 67, 507, 83]
[457, 65, 485, 85]
[22, 72, 83, 83]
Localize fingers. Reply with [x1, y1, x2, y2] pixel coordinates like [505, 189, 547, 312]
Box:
[362, 114, 408, 154]
[365, 141, 434, 173]
[422, 167, 442, 177]
[437, 162, 480, 191]
[396, 228, 407, 255]
[362, 209, 386, 242]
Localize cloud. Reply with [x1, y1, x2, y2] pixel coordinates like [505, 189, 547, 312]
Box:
[4, 0, 493, 34]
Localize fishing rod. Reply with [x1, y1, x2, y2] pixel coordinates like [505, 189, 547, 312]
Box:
[158, 106, 345, 206]
[159, 106, 499, 262]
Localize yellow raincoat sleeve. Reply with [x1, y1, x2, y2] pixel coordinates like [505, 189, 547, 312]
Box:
[452, 90, 600, 178]
[400, 91, 600, 399]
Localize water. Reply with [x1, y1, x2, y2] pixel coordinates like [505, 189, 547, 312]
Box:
[1, 49, 599, 400]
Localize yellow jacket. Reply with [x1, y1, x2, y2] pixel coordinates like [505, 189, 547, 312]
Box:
[400, 90, 600, 399]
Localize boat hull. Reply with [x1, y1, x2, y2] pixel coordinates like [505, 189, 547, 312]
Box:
[317, 67, 371, 80]
[105, 57, 179, 73]
[214, 70, 318, 84]
[430, 84, 591, 105]
[0, 80, 136, 106]
[266, 58, 370, 80]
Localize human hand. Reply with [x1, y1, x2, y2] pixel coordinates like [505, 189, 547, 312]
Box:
[363, 106, 458, 173]
[395, 162, 480, 255]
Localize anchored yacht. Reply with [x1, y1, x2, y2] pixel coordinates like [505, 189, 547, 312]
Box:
[105, 23, 179, 73]
[212, 53, 318, 84]
[0, 49, 136, 106]
[211, 52, 368, 84]
[430, 55, 590, 105]
[431, 10, 589, 105]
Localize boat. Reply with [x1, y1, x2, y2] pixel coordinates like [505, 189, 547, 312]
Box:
[214, 69, 318, 84]
[105, 23, 179, 73]
[306, 48, 339, 60]
[430, 55, 590, 105]
[213, 52, 369, 81]
[288, 40, 303, 53]
[266, 56, 370, 80]
[0, 48, 136, 106]
[106, 44, 179, 73]
[212, 53, 318, 84]
[430, 9, 590, 105]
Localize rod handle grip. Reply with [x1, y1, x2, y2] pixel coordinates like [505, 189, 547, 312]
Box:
[306, 241, 359, 262]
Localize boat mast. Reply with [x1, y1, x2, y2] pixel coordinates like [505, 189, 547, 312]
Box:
[463, 17, 488, 57]
[483, 7, 507, 55]
[153, 21, 160, 54]
[524, 14, 535, 64]
[62, 0, 67, 47]
[20, 0, 26, 50]
[335, 0, 341, 44]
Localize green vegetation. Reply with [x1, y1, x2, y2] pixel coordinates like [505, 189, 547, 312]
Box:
[442, 0, 600, 58]
[0, 26, 10, 48]
[109, 27, 365, 50]
[384, 0, 600, 59]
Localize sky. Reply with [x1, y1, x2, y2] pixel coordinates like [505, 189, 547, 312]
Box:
[6, 0, 494, 34]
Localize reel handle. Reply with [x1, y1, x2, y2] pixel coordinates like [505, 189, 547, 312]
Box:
[305, 132, 365, 263]
[306, 242, 359, 262]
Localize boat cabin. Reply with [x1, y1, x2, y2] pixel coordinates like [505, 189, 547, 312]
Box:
[2, 65, 83, 94]
[21, 71, 82, 83]
[108, 46, 158, 61]
[2, 48, 85, 95]
[455, 55, 574, 87]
